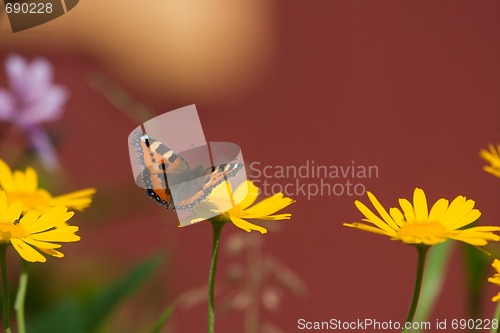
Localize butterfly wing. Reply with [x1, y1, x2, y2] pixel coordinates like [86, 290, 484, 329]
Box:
[132, 132, 190, 211]
[132, 131, 243, 211]
[138, 134, 190, 175]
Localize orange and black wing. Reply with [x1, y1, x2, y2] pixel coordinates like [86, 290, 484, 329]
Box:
[131, 132, 190, 211]
[138, 134, 190, 174]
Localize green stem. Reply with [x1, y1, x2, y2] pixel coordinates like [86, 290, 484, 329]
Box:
[208, 221, 223, 333]
[14, 263, 28, 333]
[492, 301, 500, 333]
[402, 245, 429, 333]
[0, 246, 10, 333]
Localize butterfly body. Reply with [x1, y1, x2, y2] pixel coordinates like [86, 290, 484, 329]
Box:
[131, 132, 242, 211]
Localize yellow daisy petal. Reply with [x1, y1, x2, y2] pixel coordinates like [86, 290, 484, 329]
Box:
[428, 198, 449, 222]
[471, 226, 500, 232]
[234, 181, 259, 210]
[481, 144, 500, 178]
[210, 181, 233, 202]
[367, 192, 399, 230]
[13, 171, 25, 192]
[441, 196, 466, 222]
[389, 207, 405, 227]
[50, 188, 96, 211]
[201, 179, 293, 233]
[230, 216, 267, 234]
[344, 222, 392, 237]
[19, 211, 41, 229]
[453, 227, 500, 240]
[491, 144, 500, 155]
[27, 207, 73, 234]
[6, 201, 23, 222]
[38, 248, 64, 258]
[441, 198, 475, 227]
[243, 194, 295, 218]
[22, 238, 62, 249]
[24, 167, 38, 193]
[484, 167, 500, 177]
[354, 200, 397, 235]
[0, 192, 7, 218]
[189, 217, 207, 224]
[413, 188, 429, 221]
[448, 235, 488, 246]
[452, 233, 498, 244]
[399, 198, 415, 222]
[479, 151, 492, 163]
[0, 160, 16, 192]
[11, 239, 46, 263]
[448, 209, 481, 230]
[30, 227, 80, 242]
[249, 213, 292, 220]
[0, 160, 95, 215]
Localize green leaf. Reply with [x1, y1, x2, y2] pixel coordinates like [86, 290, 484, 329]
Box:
[26, 299, 84, 333]
[491, 302, 500, 333]
[462, 243, 491, 319]
[150, 299, 179, 333]
[82, 256, 162, 332]
[27, 256, 162, 333]
[411, 241, 452, 330]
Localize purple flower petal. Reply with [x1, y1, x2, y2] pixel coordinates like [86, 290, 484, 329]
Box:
[23, 58, 53, 103]
[1, 55, 67, 172]
[26, 125, 60, 171]
[0, 89, 15, 120]
[6, 55, 53, 105]
[19, 86, 68, 125]
[5, 55, 28, 99]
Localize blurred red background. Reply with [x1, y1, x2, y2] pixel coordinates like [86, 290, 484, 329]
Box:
[1, 1, 500, 332]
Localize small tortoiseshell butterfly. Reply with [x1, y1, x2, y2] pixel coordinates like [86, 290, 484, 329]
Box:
[131, 131, 242, 211]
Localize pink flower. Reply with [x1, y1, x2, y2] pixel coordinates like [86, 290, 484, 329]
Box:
[0, 55, 68, 170]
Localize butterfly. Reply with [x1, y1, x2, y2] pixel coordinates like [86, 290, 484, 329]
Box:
[131, 131, 243, 211]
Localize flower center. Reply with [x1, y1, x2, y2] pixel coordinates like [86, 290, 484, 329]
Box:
[0, 220, 29, 243]
[397, 221, 448, 240]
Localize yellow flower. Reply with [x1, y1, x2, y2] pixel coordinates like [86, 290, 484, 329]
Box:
[480, 144, 500, 178]
[488, 259, 500, 302]
[344, 188, 500, 246]
[0, 159, 95, 213]
[192, 180, 295, 234]
[0, 191, 79, 263]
